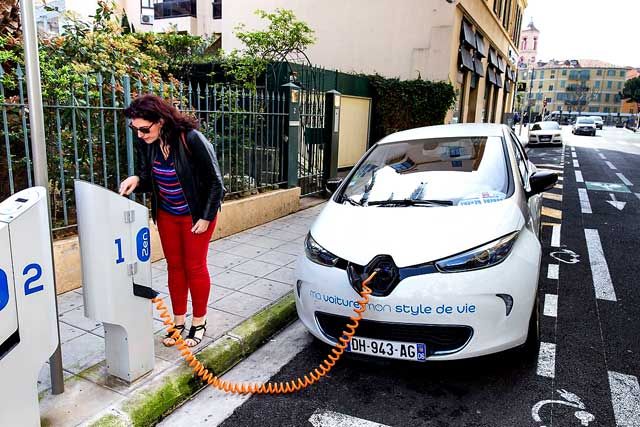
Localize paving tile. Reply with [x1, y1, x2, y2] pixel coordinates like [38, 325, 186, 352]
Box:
[58, 322, 87, 344]
[206, 251, 247, 269]
[231, 260, 280, 277]
[202, 308, 244, 339]
[39, 375, 121, 426]
[61, 333, 106, 375]
[264, 267, 296, 285]
[254, 251, 298, 267]
[210, 238, 241, 252]
[211, 270, 258, 290]
[77, 357, 174, 396]
[264, 229, 303, 242]
[247, 236, 288, 249]
[225, 233, 256, 244]
[37, 363, 74, 393]
[210, 292, 272, 318]
[56, 291, 85, 314]
[58, 306, 102, 332]
[224, 243, 268, 258]
[239, 278, 293, 301]
[273, 242, 304, 256]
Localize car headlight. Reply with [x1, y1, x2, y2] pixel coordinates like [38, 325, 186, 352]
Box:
[305, 233, 339, 267]
[435, 231, 519, 273]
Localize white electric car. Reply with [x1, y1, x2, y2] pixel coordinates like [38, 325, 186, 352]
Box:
[294, 124, 557, 362]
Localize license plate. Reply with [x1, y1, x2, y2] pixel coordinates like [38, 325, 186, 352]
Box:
[347, 336, 427, 361]
[540, 136, 551, 141]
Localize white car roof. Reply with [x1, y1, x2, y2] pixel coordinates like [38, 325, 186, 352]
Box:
[378, 124, 508, 145]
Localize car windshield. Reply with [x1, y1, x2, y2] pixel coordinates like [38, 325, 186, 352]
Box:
[340, 136, 510, 207]
[532, 122, 560, 131]
[577, 118, 594, 124]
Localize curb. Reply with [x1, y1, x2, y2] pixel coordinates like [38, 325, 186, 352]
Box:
[86, 292, 297, 427]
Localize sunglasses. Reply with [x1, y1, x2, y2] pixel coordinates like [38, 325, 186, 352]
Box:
[128, 122, 156, 134]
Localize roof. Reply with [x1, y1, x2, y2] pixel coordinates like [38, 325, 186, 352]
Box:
[533, 59, 628, 69]
[378, 124, 508, 145]
[525, 20, 539, 32]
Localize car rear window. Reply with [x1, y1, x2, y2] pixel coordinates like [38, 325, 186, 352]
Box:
[340, 137, 510, 207]
[577, 118, 594, 124]
[532, 122, 560, 131]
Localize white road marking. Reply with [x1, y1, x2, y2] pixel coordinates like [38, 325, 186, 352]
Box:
[608, 371, 640, 427]
[599, 153, 607, 160]
[547, 264, 559, 280]
[605, 161, 617, 170]
[544, 294, 558, 317]
[551, 224, 561, 247]
[595, 148, 601, 152]
[572, 151, 577, 158]
[584, 229, 617, 301]
[309, 410, 391, 427]
[578, 188, 592, 214]
[575, 171, 584, 183]
[617, 173, 633, 186]
[573, 159, 580, 168]
[636, 193, 640, 201]
[607, 193, 626, 211]
[537, 342, 556, 378]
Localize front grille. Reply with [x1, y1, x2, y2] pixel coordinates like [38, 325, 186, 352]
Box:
[315, 312, 473, 355]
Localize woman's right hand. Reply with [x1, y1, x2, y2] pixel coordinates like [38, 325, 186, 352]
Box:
[119, 176, 140, 196]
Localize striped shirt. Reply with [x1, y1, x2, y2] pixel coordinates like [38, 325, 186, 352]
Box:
[152, 150, 189, 216]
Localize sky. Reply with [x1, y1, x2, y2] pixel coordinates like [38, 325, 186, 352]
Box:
[522, 0, 640, 68]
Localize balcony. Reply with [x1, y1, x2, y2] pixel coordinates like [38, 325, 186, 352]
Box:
[154, 0, 197, 19]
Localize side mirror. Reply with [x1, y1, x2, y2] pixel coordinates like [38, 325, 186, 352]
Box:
[326, 178, 343, 194]
[527, 171, 558, 198]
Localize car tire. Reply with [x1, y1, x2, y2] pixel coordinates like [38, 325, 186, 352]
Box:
[514, 292, 540, 359]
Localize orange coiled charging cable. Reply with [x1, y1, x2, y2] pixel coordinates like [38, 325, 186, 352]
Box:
[152, 271, 376, 395]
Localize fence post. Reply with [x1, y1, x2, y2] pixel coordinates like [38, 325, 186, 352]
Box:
[123, 75, 134, 177]
[323, 90, 341, 184]
[282, 82, 300, 188]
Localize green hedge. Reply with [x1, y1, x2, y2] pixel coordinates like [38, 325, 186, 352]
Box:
[368, 75, 456, 142]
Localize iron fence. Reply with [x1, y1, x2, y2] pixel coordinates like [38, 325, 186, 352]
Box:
[0, 66, 288, 232]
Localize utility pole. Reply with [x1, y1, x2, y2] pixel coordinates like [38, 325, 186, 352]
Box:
[19, 0, 65, 394]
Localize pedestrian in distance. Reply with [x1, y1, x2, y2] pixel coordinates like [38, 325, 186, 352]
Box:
[119, 94, 225, 347]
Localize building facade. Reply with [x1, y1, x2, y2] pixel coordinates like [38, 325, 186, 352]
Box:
[621, 68, 640, 114]
[517, 60, 629, 118]
[222, 0, 526, 124]
[35, 0, 222, 37]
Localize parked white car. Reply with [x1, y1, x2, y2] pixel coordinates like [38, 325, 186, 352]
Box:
[590, 116, 604, 130]
[572, 117, 597, 136]
[295, 124, 557, 362]
[528, 121, 563, 146]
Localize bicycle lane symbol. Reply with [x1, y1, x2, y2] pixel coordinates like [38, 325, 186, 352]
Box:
[532, 389, 595, 426]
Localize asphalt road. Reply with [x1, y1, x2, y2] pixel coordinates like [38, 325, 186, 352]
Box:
[167, 126, 640, 427]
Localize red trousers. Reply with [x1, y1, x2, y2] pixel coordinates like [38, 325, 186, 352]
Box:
[157, 209, 217, 318]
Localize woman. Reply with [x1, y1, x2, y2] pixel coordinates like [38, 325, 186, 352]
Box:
[119, 94, 224, 347]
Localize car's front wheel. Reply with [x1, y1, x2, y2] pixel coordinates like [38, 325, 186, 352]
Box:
[515, 293, 540, 359]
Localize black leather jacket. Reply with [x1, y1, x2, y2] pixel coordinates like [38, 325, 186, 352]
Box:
[134, 129, 225, 224]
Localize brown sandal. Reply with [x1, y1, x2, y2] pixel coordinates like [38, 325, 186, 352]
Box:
[185, 321, 207, 347]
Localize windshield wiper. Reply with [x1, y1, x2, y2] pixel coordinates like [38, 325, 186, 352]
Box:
[367, 199, 453, 207]
[342, 195, 363, 206]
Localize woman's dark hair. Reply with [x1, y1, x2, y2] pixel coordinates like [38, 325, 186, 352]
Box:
[124, 94, 199, 143]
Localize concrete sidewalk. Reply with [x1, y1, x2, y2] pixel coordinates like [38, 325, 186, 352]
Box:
[38, 202, 325, 426]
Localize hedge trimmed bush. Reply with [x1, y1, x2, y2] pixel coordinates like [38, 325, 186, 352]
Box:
[368, 74, 456, 142]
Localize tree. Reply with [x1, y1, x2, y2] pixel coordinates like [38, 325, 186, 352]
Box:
[622, 76, 640, 104]
[221, 9, 315, 88]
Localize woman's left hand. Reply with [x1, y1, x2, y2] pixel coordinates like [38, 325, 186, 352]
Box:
[191, 219, 211, 234]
